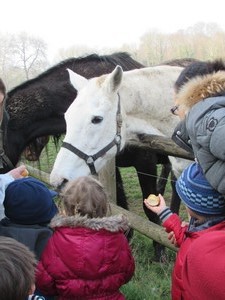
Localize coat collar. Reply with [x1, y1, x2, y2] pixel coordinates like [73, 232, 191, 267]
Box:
[175, 71, 225, 112]
[50, 213, 130, 232]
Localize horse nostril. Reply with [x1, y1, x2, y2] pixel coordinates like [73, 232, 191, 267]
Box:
[57, 178, 68, 192]
[62, 178, 68, 186]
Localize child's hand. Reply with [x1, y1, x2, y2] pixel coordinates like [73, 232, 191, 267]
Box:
[8, 165, 28, 179]
[167, 231, 178, 247]
[167, 221, 188, 248]
[144, 194, 166, 215]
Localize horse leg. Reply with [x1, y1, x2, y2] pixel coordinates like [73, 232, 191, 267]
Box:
[157, 162, 171, 195]
[135, 156, 166, 262]
[169, 170, 181, 214]
[156, 155, 181, 214]
[116, 166, 128, 210]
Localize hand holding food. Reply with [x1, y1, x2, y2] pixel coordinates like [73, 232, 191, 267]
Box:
[21, 169, 29, 177]
[144, 194, 166, 214]
[145, 194, 160, 206]
[9, 165, 29, 179]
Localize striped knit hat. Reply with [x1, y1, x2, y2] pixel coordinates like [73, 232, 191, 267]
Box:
[176, 162, 225, 215]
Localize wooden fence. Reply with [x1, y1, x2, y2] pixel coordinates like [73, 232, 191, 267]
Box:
[130, 133, 194, 160]
[26, 164, 178, 252]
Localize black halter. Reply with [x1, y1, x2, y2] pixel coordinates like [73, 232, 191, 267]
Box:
[0, 99, 14, 170]
[62, 93, 122, 175]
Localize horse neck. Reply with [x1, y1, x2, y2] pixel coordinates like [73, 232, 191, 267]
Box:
[119, 68, 181, 138]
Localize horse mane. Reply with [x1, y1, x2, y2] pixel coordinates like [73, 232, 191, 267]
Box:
[8, 52, 144, 96]
[161, 58, 200, 68]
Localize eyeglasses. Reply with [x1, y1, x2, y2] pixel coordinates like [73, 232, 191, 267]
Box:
[170, 105, 179, 115]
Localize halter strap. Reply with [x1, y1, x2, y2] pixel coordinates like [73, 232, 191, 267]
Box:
[62, 93, 122, 175]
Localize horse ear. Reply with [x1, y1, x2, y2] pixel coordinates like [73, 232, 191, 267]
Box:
[67, 68, 88, 91]
[103, 65, 123, 94]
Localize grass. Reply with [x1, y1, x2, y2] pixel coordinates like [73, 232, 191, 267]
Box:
[119, 167, 176, 300]
[23, 137, 189, 300]
[121, 231, 175, 300]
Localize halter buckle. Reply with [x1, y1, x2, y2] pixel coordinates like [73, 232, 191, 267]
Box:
[115, 135, 121, 144]
[86, 156, 94, 164]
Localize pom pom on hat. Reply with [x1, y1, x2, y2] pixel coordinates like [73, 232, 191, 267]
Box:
[4, 177, 58, 225]
[176, 162, 225, 215]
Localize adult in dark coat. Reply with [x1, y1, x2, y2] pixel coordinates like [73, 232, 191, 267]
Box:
[172, 59, 225, 193]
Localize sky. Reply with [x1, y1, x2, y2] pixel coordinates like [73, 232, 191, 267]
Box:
[1, 0, 225, 60]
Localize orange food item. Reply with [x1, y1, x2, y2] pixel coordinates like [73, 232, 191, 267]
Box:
[21, 169, 29, 177]
[146, 194, 160, 206]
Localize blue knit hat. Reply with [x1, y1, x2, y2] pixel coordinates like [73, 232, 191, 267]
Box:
[4, 177, 58, 225]
[176, 162, 225, 215]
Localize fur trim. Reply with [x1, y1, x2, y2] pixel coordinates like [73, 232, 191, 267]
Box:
[175, 71, 225, 110]
[50, 214, 130, 232]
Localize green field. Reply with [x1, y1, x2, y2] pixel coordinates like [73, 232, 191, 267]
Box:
[23, 137, 189, 300]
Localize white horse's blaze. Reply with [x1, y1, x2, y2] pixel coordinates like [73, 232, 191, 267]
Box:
[50, 65, 190, 188]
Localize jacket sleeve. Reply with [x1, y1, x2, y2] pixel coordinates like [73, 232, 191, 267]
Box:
[0, 174, 14, 204]
[209, 117, 225, 160]
[172, 120, 194, 154]
[35, 240, 57, 296]
[163, 214, 188, 247]
[124, 243, 135, 283]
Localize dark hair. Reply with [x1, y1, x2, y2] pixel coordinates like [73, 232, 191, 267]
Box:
[0, 236, 36, 300]
[0, 78, 6, 96]
[61, 176, 109, 218]
[174, 59, 225, 92]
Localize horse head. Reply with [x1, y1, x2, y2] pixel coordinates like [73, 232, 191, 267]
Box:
[50, 66, 126, 188]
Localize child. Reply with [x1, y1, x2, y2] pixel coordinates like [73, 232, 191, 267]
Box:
[0, 176, 58, 259]
[0, 164, 28, 219]
[171, 59, 225, 194]
[144, 162, 225, 300]
[0, 236, 45, 300]
[0, 176, 58, 299]
[182, 231, 225, 300]
[36, 176, 135, 300]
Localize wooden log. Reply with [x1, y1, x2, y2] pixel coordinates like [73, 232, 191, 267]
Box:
[98, 158, 116, 204]
[129, 133, 194, 160]
[110, 203, 177, 252]
[26, 165, 50, 184]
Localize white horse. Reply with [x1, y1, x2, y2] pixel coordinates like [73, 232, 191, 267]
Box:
[50, 65, 191, 188]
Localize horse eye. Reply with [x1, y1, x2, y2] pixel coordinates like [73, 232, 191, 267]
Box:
[92, 116, 103, 124]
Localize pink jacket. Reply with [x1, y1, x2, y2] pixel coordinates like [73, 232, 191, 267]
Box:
[36, 214, 135, 300]
[163, 214, 225, 300]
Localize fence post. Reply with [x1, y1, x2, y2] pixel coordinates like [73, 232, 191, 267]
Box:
[98, 158, 116, 204]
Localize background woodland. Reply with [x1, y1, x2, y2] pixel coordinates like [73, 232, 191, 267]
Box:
[1, 22, 225, 89]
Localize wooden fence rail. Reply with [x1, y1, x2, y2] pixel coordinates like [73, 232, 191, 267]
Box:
[26, 165, 177, 252]
[130, 133, 194, 160]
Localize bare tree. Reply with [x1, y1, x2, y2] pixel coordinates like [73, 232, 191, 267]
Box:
[53, 44, 96, 63]
[13, 32, 48, 80]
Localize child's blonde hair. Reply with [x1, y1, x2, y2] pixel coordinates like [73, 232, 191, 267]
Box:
[61, 176, 109, 218]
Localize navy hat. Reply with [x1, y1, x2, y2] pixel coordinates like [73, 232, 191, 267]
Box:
[4, 177, 58, 225]
[176, 163, 225, 215]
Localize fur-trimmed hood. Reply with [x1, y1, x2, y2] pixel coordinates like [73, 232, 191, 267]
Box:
[175, 71, 225, 111]
[50, 213, 130, 232]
